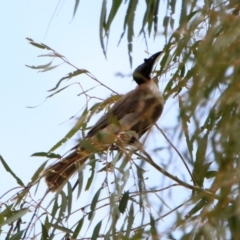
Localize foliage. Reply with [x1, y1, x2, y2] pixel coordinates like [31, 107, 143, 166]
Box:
[1, 0, 240, 239]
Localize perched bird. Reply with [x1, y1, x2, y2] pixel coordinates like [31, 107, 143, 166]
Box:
[44, 51, 164, 191]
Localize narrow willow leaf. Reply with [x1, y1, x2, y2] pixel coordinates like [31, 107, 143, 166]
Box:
[0, 155, 24, 187]
[150, 215, 158, 240]
[48, 69, 87, 92]
[192, 133, 209, 187]
[118, 191, 129, 213]
[39, 64, 61, 72]
[205, 170, 217, 179]
[48, 223, 73, 234]
[59, 191, 67, 218]
[30, 160, 48, 183]
[41, 223, 49, 239]
[76, 170, 83, 199]
[118, 0, 138, 66]
[29, 42, 47, 49]
[8, 230, 24, 240]
[31, 152, 61, 158]
[72, 0, 80, 19]
[125, 203, 134, 238]
[91, 220, 102, 240]
[187, 10, 200, 21]
[26, 60, 52, 69]
[178, 97, 193, 162]
[153, 0, 160, 37]
[51, 195, 59, 218]
[99, 0, 107, 56]
[106, 0, 122, 31]
[85, 155, 96, 191]
[136, 164, 144, 209]
[46, 85, 72, 99]
[90, 188, 102, 211]
[88, 188, 102, 221]
[67, 182, 73, 216]
[0, 208, 29, 226]
[185, 199, 207, 219]
[72, 218, 84, 239]
[38, 53, 58, 57]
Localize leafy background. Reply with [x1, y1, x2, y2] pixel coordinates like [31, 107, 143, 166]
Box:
[1, 0, 240, 239]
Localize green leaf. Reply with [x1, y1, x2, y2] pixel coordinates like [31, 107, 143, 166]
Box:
[205, 170, 217, 179]
[88, 188, 102, 220]
[48, 223, 73, 234]
[192, 133, 209, 187]
[150, 215, 158, 240]
[76, 170, 83, 199]
[106, 0, 122, 31]
[0, 208, 29, 226]
[0, 155, 24, 187]
[67, 182, 73, 216]
[30, 160, 48, 183]
[91, 220, 102, 240]
[72, 218, 84, 239]
[41, 223, 49, 239]
[31, 152, 61, 158]
[73, 0, 80, 19]
[59, 191, 67, 218]
[85, 155, 96, 191]
[8, 230, 24, 240]
[124, 203, 134, 238]
[48, 69, 87, 92]
[99, 0, 107, 56]
[118, 191, 129, 213]
[118, 0, 138, 66]
[39, 64, 61, 72]
[187, 10, 200, 21]
[185, 199, 207, 219]
[26, 60, 52, 69]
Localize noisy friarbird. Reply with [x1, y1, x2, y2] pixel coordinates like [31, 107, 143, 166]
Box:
[44, 51, 164, 191]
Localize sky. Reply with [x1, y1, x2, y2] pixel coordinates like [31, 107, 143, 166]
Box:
[0, 0, 187, 238]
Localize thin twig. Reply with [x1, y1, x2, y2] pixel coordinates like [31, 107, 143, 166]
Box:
[155, 124, 198, 186]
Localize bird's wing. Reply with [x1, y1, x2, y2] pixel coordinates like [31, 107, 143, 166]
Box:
[87, 88, 144, 138]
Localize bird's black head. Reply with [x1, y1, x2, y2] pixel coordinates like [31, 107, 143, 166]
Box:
[133, 51, 162, 85]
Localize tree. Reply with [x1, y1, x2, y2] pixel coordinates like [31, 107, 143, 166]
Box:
[1, 0, 240, 239]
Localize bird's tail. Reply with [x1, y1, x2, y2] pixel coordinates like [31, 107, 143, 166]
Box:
[44, 149, 90, 192]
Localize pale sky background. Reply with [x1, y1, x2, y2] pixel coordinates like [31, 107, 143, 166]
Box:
[0, 0, 188, 238]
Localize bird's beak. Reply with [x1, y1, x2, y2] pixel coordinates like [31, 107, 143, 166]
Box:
[133, 51, 163, 84]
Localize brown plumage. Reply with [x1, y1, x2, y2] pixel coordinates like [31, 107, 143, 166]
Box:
[44, 51, 164, 191]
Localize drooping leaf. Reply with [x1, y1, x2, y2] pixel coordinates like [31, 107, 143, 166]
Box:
[48, 223, 73, 234]
[26, 60, 53, 70]
[91, 220, 102, 240]
[72, 0, 80, 19]
[48, 69, 87, 92]
[0, 155, 25, 187]
[8, 230, 24, 240]
[118, 191, 129, 213]
[31, 152, 61, 159]
[99, 0, 107, 56]
[124, 203, 134, 238]
[88, 188, 102, 220]
[72, 217, 84, 239]
[0, 208, 29, 226]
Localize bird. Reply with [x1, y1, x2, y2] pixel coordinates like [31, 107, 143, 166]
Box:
[44, 51, 164, 192]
